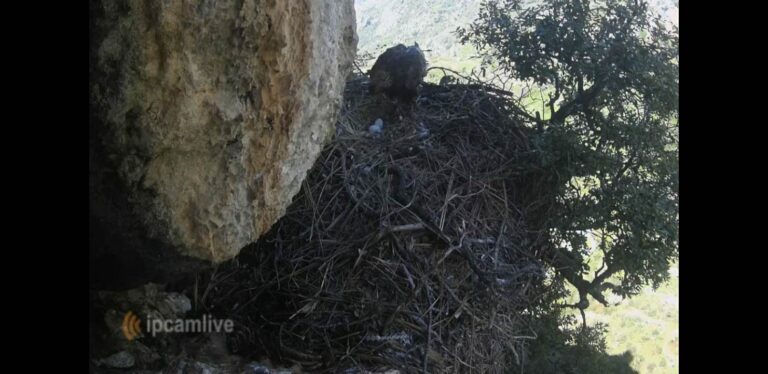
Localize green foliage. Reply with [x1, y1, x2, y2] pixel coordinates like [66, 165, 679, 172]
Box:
[458, 0, 678, 301]
[574, 262, 679, 373]
[515, 311, 638, 374]
[354, 1, 678, 371]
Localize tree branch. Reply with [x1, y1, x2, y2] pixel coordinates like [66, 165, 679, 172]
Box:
[549, 77, 608, 125]
[547, 75, 561, 116]
[547, 246, 611, 307]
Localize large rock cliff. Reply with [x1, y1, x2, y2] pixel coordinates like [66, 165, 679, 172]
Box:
[90, 0, 357, 288]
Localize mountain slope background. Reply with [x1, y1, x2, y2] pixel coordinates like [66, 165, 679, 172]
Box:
[355, 0, 677, 75]
[354, 1, 679, 373]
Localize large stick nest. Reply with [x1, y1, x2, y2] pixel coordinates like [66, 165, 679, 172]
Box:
[199, 74, 560, 373]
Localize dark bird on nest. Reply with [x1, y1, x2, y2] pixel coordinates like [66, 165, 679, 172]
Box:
[368, 43, 427, 102]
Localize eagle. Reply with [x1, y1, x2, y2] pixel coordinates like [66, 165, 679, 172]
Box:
[368, 43, 427, 102]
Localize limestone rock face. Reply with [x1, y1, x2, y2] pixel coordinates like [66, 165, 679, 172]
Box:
[90, 0, 357, 288]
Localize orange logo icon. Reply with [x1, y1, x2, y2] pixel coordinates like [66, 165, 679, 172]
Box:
[122, 311, 142, 341]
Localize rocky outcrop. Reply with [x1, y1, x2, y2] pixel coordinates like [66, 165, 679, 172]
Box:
[90, 0, 357, 288]
[90, 283, 298, 372]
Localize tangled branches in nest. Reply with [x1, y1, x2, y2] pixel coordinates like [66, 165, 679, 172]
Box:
[200, 73, 562, 373]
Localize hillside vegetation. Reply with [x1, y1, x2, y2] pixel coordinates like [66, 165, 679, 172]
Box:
[355, 1, 679, 373]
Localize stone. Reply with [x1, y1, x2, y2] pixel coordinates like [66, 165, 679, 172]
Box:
[96, 350, 135, 368]
[90, 0, 357, 288]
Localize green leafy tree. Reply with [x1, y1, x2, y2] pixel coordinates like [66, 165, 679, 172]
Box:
[458, 0, 678, 317]
[518, 312, 639, 374]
